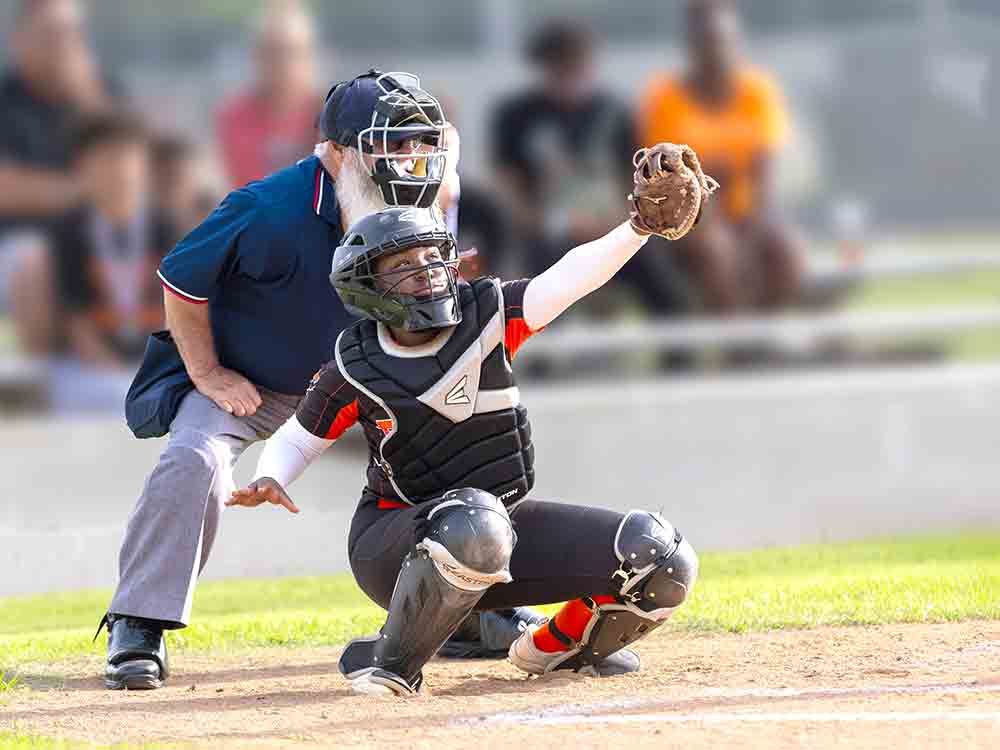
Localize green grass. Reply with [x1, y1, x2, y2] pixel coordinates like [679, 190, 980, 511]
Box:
[847, 269, 1000, 309]
[1, 531, 997, 668]
[0, 672, 20, 692]
[845, 269, 1000, 360]
[0, 734, 88, 750]
[0, 733, 173, 750]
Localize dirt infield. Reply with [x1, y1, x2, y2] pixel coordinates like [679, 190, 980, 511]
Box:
[3, 621, 999, 749]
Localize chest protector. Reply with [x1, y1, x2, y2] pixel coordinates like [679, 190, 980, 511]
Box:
[335, 277, 535, 507]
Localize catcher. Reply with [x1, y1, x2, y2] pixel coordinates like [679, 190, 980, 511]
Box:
[227, 143, 716, 695]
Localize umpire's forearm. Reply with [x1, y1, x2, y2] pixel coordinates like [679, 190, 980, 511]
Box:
[164, 292, 220, 381]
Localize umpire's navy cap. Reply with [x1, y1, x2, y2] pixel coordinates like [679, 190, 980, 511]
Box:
[318, 68, 445, 149]
[319, 68, 382, 145]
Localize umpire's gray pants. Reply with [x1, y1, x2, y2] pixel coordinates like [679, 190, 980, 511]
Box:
[109, 388, 299, 626]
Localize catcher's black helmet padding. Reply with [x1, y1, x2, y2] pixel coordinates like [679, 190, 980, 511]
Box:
[330, 207, 461, 332]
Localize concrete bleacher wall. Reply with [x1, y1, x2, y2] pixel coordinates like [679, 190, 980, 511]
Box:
[3, 362, 999, 596]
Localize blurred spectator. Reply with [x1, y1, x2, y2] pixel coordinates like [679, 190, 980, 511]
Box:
[435, 112, 508, 280]
[151, 135, 216, 238]
[490, 22, 632, 267]
[46, 112, 177, 413]
[216, 0, 321, 189]
[0, 0, 120, 354]
[639, 0, 802, 312]
[490, 20, 688, 316]
[453, 186, 509, 279]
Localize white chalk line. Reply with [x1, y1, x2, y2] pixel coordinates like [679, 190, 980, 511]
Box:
[475, 681, 1000, 726]
[491, 711, 1000, 726]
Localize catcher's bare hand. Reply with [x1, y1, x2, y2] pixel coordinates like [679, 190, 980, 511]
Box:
[227, 477, 300, 514]
[628, 143, 719, 241]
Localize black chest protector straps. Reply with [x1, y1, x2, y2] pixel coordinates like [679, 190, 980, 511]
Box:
[336, 277, 535, 507]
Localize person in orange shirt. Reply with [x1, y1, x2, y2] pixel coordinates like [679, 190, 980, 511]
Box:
[639, 0, 801, 312]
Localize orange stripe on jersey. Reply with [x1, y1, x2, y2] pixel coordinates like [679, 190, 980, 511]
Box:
[377, 498, 410, 510]
[324, 398, 359, 440]
[505, 317, 536, 360]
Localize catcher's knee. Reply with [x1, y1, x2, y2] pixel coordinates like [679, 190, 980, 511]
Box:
[613, 510, 698, 617]
[421, 488, 516, 592]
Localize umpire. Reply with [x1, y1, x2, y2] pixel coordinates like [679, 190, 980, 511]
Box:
[99, 70, 489, 690]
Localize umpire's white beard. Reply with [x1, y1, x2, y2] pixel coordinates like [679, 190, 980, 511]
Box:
[329, 145, 388, 226]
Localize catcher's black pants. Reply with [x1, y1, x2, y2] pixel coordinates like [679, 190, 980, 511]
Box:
[348, 495, 625, 610]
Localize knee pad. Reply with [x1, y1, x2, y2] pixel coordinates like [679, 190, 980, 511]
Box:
[420, 487, 516, 592]
[339, 488, 515, 689]
[545, 510, 698, 672]
[613, 510, 698, 619]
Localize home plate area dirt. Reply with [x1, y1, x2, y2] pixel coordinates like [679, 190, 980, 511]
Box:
[4, 621, 999, 749]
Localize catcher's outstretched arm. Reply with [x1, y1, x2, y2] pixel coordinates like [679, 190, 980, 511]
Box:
[522, 221, 649, 330]
[252, 415, 334, 489]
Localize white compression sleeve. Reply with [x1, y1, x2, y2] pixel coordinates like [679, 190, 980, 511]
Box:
[521, 221, 650, 331]
[253, 415, 334, 488]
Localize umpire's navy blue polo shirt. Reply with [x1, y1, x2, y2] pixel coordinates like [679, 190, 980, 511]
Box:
[157, 155, 352, 395]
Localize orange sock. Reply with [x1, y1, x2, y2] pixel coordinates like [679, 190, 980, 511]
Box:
[532, 596, 618, 653]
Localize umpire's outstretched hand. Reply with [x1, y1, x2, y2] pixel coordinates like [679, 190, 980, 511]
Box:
[192, 365, 263, 417]
[227, 477, 300, 514]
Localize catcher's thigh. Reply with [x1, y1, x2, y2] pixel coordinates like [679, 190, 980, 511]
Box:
[477, 499, 627, 609]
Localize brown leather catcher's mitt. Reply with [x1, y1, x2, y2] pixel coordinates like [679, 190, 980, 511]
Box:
[628, 143, 720, 241]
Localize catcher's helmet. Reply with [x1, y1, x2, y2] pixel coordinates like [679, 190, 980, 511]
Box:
[330, 207, 462, 332]
[320, 69, 447, 208]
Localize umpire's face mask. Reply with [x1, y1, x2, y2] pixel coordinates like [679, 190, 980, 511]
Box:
[358, 117, 447, 208]
[361, 135, 435, 177]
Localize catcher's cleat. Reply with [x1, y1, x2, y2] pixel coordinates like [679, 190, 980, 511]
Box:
[97, 613, 169, 690]
[348, 667, 423, 697]
[508, 624, 640, 677]
[340, 636, 423, 696]
[438, 607, 548, 659]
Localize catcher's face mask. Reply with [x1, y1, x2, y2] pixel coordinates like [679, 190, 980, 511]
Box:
[331, 208, 462, 332]
[373, 245, 455, 299]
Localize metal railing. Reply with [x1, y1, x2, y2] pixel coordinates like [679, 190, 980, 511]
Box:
[518, 305, 1000, 363]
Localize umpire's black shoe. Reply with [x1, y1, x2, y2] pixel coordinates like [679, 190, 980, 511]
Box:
[96, 613, 169, 690]
[438, 607, 548, 659]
